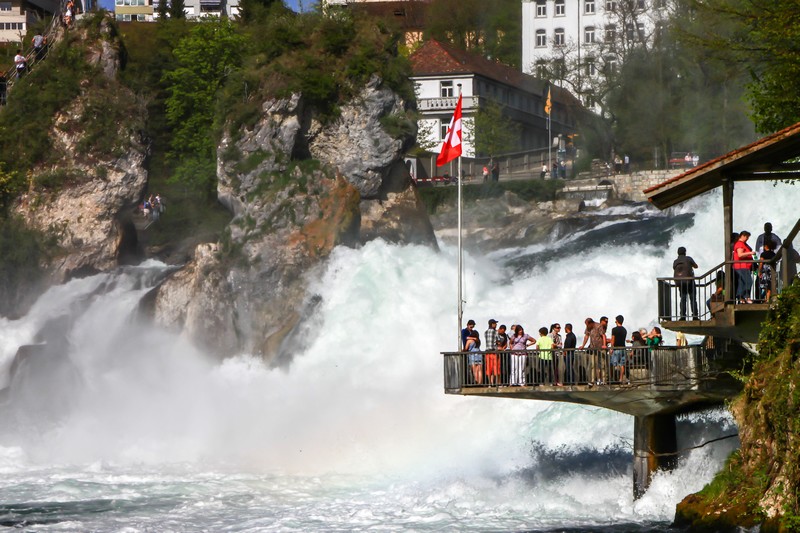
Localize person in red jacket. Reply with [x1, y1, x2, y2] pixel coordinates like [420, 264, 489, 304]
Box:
[733, 230, 757, 303]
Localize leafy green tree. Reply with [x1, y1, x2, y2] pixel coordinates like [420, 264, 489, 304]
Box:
[425, 0, 520, 68]
[682, 0, 800, 133]
[168, 0, 186, 20]
[468, 100, 519, 158]
[156, 0, 168, 20]
[237, 0, 281, 24]
[162, 18, 246, 195]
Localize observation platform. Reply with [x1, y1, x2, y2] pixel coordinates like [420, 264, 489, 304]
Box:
[442, 344, 747, 498]
[442, 345, 743, 418]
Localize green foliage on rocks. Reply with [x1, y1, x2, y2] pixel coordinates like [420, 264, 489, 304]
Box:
[163, 17, 246, 197]
[219, 5, 413, 135]
[0, 33, 89, 177]
[676, 281, 800, 530]
[0, 215, 61, 317]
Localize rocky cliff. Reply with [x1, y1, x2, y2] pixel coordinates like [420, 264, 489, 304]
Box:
[11, 16, 148, 282]
[673, 282, 800, 531]
[154, 76, 435, 358]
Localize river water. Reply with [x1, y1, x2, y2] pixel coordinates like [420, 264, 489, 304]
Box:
[0, 182, 797, 531]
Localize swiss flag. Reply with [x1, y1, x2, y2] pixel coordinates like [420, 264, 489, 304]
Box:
[436, 94, 462, 166]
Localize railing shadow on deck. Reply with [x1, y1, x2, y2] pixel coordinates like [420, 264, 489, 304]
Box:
[443, 346, 714, 391]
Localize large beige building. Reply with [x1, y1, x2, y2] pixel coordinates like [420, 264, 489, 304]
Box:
[0, 0, 58, 43]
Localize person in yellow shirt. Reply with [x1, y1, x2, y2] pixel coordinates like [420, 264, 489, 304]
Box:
[537, 327, 554, 385]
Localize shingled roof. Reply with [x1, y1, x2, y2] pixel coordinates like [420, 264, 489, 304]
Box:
[346, 0, 429, 32]
[645, 122, 800, 209]
[409, 39, 576, 104]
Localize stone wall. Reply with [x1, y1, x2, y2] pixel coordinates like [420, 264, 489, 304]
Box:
[612, 169, 682, 202]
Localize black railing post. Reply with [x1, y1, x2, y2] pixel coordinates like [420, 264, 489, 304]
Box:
[657, 279, 672, 320]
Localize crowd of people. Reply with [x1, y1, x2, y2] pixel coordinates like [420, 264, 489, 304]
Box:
[672, 221, 798, 319]
[139, 194, 165, 221]
[460, 316, 665, 387]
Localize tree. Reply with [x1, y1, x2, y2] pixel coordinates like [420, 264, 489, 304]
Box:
[237, 0, 281, 24]
[168, 0, 185, 20]
[425, 0, 521, 68]
[162, 18, 246, 195]
[683, 0, 800, 133]
[469, 100, 519, 158]
[156, 0, 168, 20]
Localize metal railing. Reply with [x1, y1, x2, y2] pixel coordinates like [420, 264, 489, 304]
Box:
[1, 12, 62, 104]
[656, 257, 782, 322]
[443, 346, 708, 390]
[419, 146, 557, 182]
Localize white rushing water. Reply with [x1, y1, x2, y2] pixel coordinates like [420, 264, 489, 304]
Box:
[0, 181, 797, 531]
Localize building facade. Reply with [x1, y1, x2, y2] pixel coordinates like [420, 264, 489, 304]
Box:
[117, 0, 239, 21]
[410, 39, 579, 161]
[0, 0, 58, 43]
[115, 0, 153, 21]
[522, 0, 671, 108]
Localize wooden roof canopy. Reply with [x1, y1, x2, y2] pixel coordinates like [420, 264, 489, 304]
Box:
[645, 122, 800, 209]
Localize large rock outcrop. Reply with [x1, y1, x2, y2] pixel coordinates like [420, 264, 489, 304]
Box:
[155, 77, 434, 358]
[12, 16, 148, 281]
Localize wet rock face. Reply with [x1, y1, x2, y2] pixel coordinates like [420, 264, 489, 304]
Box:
[307, 76, 409, 199]
[155, 77, 435, 359]
[12, 16, 148, 283]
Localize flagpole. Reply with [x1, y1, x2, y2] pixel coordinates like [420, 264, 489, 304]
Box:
[546, 86, 551, 178]
[456, 84, 463, 351]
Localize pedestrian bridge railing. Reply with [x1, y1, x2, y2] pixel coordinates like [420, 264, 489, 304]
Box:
[656, 258, 782, 322]
[442, 346, 711, 391]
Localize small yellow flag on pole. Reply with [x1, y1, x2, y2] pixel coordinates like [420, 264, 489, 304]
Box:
[544, 87, 552, 116]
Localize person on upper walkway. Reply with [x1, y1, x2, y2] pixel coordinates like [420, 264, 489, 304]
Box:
[756, 222, 782, 254]
[733, 230, 757, 303]
[673, 246, 699, 320]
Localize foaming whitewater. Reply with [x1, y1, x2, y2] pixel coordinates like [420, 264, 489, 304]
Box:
[0, 181, 797, 530]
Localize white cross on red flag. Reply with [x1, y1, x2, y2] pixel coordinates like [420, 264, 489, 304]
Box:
[436, 94, 463, 166]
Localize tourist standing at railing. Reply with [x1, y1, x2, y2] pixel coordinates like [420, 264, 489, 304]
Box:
[491, 160, 499, 182]
[484, 320, 499, 386]
[580, 318, 606, 385]
[509, 325, 535, 386]
[549, 324, 563, 385]
[563, 323, 576, 384]
[610, 315, 627, 383]
[464, 328, 482, 385]
[629, 330, 648, 378]
[646, 327, 663, 347]
[673, 246, 699, 320]
[461, 319, 475, 349]
[756, 222, 782, 254]
[676, 331, 687, 347]
[496, 324, 509, 385]
[758, 240, 777, 301]
[536, 328, 554, 385]
[733, 230, 757, 303]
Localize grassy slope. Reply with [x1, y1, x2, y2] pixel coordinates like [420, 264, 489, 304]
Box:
[674, 281, 800, 531]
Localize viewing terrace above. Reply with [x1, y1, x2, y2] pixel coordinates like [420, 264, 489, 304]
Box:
[646, 122, 800, 343]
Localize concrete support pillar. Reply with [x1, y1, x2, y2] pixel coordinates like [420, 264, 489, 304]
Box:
[633, 414, 677, 499]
